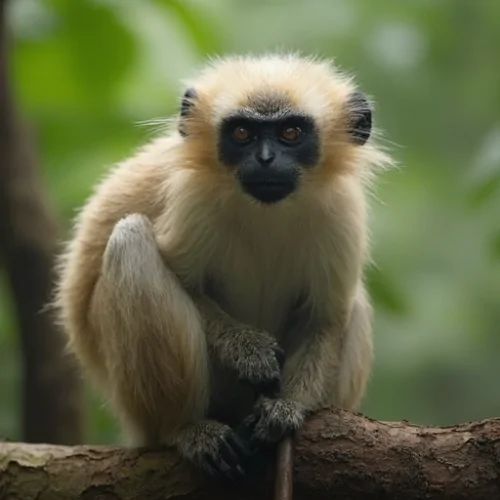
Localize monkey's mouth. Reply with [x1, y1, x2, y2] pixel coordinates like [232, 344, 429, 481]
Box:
[240, 180, 296, 204]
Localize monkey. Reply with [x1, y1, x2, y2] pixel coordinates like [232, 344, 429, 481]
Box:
[54, 53, 392, 480]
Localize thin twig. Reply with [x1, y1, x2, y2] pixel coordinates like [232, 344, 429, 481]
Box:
[274, 435, 294, 500]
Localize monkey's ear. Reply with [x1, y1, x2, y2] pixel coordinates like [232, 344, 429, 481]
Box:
[346, 91, 372, 146]
[179, 87, 198, 137]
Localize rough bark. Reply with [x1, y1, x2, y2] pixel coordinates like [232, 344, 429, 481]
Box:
[1, 409, 500, 500]
[0, 0, 83, 444]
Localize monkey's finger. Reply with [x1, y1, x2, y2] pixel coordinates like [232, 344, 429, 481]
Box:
[247, 412, 279, 449]
[224, 466, 247, 484]
[226, 431, 253, 458]
[226, 464, 246, 483]
[249, 416, 295, 449]
[234, 465, 246, 480]
[273, 346, 285, 370]
[236, 413, 259, 441]
[248, 422, 266, 449]
[247, 417, 272, 452]
[203, 453, 233, 479]
[213, 456, 246, 483]
[265, 419, 288, 444]
[219, 437, 242, 466]
[199, 452, 220, 478]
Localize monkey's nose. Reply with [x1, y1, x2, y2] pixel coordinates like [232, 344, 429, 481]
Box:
[256, 143, 275, 166]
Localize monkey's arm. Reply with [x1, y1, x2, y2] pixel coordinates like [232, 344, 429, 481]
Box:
[286, 286, 372, 409]
[193, 296, 284, 396]
[240, 286, 373, 446]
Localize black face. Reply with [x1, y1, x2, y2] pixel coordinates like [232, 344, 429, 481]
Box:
[217, 111, 320, 204]
[178, 87, 373, 205]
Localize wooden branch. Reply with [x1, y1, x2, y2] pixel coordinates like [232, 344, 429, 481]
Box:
[1, 409, 500, 500]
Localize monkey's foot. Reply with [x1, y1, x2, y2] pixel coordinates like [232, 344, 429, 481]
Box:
[237, 397, 304, 448]
[176, 421, 251, 481]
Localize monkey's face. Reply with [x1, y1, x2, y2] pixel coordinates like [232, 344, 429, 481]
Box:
[177, 55, 375, 205]
[216, 111, 320, 204]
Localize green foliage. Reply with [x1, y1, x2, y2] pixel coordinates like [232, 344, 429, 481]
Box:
[1, 0, 500, 443]
[154, 0, 225, 55]
[365, 265, 409, 316]
[48, 0, 136, 109]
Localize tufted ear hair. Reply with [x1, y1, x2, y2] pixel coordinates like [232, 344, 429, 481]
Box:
[178, 87, 198, 137]
[346, 90, 372, 146]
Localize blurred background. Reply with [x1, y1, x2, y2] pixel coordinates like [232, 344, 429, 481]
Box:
[1, 0, 500, 446]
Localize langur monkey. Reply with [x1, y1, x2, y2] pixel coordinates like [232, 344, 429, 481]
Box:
[54, 53, 391, 479]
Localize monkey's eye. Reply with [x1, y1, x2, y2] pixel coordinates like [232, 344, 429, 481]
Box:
[232, 126, 252, 143]
[279, 126, 302, 142]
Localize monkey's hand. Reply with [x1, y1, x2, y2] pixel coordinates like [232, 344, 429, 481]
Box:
[237, 397, 305, 449]
[196, 298, 284, 396]
[214, 326, 285, 397]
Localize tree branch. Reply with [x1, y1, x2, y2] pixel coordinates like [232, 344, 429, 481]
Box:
[1, 410, 499, 500]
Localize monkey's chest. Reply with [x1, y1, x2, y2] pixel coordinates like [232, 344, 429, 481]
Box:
[208, 247, 305, 336]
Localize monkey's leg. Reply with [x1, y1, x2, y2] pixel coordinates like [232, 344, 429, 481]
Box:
[240, 287, 372, 447]
[91, 214, 250, 478]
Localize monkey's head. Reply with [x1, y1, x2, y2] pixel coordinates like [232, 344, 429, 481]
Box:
[177, 54, 385, 205]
